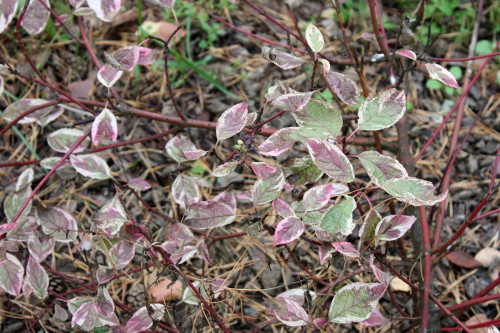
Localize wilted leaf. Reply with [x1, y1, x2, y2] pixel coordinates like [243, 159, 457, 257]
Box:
[268, 298, 309, 327]
[262, 46, 305, 70]
[425, 63, 459, 89]
[21, 0, 50, 35]
[0, 253, 24, 297]
[305, 138, 355, 182]
[446, 250, 481, 269]
[474, 248, 500, 267]
[305, 23, 324, 53]
[358, 88, 406, 131]
[325, 71, 360, 106]
[47, 128, 90, 154]
[274, 217, 304, 246]
[216, 102, 248, 141]
[319, 196, 356, 236]
[358, 151, 408, 186]
[328, 283, 387, 323]
[91, 108, 118, 146]
[381, 177, 447, 206]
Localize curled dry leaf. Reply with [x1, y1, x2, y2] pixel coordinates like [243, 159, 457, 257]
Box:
[150, 278, 183, 302]
[446, 250, 481, 269]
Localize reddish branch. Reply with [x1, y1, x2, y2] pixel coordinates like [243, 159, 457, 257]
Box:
[419, 206, 432, 331]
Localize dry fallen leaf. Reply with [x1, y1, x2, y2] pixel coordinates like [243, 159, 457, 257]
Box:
[465, 313, 489, 333]
[149, 278, 183, 302]
[446, 249, 481, 269]
[139, 21, 186, 47]
[474, 248, 500, 267]
[390, 277, 411, 292]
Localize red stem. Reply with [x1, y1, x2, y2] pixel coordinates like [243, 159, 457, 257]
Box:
[419, 206, 431, 332]
[431, 53, 500, 62]
[0, 160, 40, 168]
[447, 293, 500, 313]
[441, 318, 500, 331]
[92, 128, 178, 152]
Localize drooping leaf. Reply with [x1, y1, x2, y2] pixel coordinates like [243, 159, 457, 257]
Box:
[97, 65, 123, 88]
[328, 283, 387, 323]
[305, 23, 324, 53]
[71, 301, 99, 331]
[305, 138, 355, 182]
[358, 88, 406, 131]
[127, 178, 151, 191]
[2, 99, 62, 126]
[184, 192, 236, 230]
[319, 243, 335, 264]
[70, 154, 112, 180]
[374, 215, 417, 242]
[91, 108, 118, 146]
[276, 289, 317, 307]
[268, 298, 309, 327]
[290, 98, 342, 138]
[86, 0, 121, 22]
[302, 184, 332, 212]
[37, 207, 78, 243]
[21, 0, 50, 35]
[272, 91, 315, 113]
[0, 253, 24, 297]
[252, 168, 285, 206]
[273, 217, 304, 246]
[395, 49, 417, 60]
[272, 198, 296, 219]
[15, 168, 34, 192]
[212, 161, 238, 177]
[165, 134, 207, 163]
[425, 63, 459, 89]
[332, 242, 359, 258]
[381, 177, 448, 206]
[370, 256, 394, 285]
[26, 257, 48, 299]
[319, 59, 330, 73]
[0, 0, 18, 34]
[47, 128, 90, 154]
[216, 102, 248, 141]
[325, 71, 360, 106]
[282, 157, 324, 185]
[358, 151, 408, 186]
[360, 308, 388, 326]
[171, 174, 200, 208]
[4, 186, 32, 222]
[104, 46, 139, 71]
[28, 230, 55, 262]
[125, 305, 165, 333]
[262, 46, 305, 70]
[319, 196, 356, 236]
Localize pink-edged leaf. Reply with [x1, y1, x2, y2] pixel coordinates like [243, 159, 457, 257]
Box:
[251, 162, 277, 179]
[358, 88, 406, 131]
[2, 99, 62, 126]
[374, 214, 417, 242]
[0, 0, 18, 34]
[26, 257, 48, 299]
[67, 296, 94, 314]
[0, 253, 24, 297]
[157, 0, 175, 8]
[96, 265, 114, 284]
[96, 286, 114, 317]
[305, 137, 354, 182]
[91, 108, 118, 146]
[15, 168, 34, 192]
[262, 46, 305, 70]
[21, 0, 50, 35]
[302, 184, 333, 212]
[272, 198, 296, 218]
[48, 128, 90, 154]
[71, 301, 98, 331]
[258, 127, 302, 156]
[137, 47, 156, 65]
[381, 177, 448, 206]
[28, 230, 55, 262]
[165, 134, 207, 163]
[168, 223, 196, 243]
[4, 186, 32, 221]
[328, 283, 388, 323]
[127, 178, 151, 191]
[274, 217, 304, 246]
[107, 240, 135, 269]
[171, 174, 200, 208]
[161, 240, 197, 264]
[358, 151, 408, 186]
[216, 102, 248, 141]
[70, 153, 112, 180]
[360, 308, 387, 326]
[305, 23, 324, 53]
[125, 304, 165, 333]
[212, 161, 238, 177]
[319, 243, 335, 264]
[104, 46, 139, 71]
[40, 156, 71, 170]
[86, 0, 121, 22]
[272, 91, 315, 113]
[332, 242, 359, 258]
[252, 168, 285, 206]
[197, 240, 212, 265]
[6, 216, 37, 241]
[38, 207, 78, 243]
[277, 288, 317, 306]
[319, 196, 356, 236]
[97, 65, 123, 88]
[425, 63, 459, 89]
[184, 197, 236, 230]
[395, 49, 417, 60]
[90, 206, 128, 229]
[268, 298, 309, 327]
[325, 71, 360, 106]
